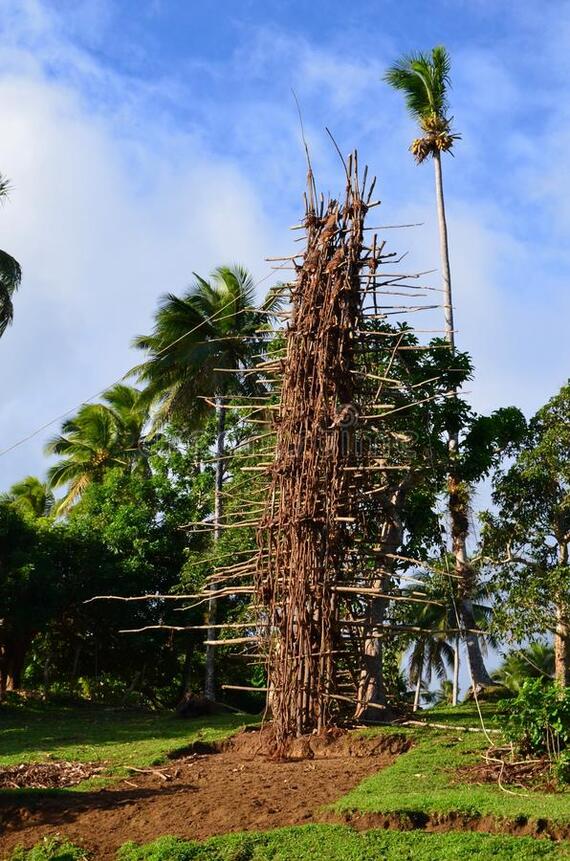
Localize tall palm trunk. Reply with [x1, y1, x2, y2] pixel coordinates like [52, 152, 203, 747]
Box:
[413, 665, 423, 712]
[433, 152, 454, 344]
[555, 542, 570, 687]
[452, 635, 460, 706]
[433, 150, 493, 688]
[204, 396, 225, 701]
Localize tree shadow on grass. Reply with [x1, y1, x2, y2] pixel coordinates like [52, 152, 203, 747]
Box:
[0, 705, 251, 763]
[0, 781, 198, 831]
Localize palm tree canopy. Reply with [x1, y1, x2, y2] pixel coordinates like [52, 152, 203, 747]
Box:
[407, 599, 455, 686]
[384, 46, 451, 122]
[7, 476, 54, 519]
[0, 249, 23, 336]
[45, 386, 148, 514]
[384, 46, 459, 162]
[494, 643, 555, 693]
[0, 173, 22, 337]
[133, 264, 283, 430]
[403, 569, 495, 695]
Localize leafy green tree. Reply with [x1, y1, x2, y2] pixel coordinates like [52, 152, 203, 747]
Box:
[0, 173, 22, 338]
[133, 265, 282, 700]
[1, 431, 215, 702]
[384, 48, 517, 690]
[349, 325, 522, 715]
[351, 327, 463, 719]
[5, 476, 54, 519]
[46, 385, 148, 514]
[445, 404, 526, 689]
[0, 501, 44, 694]
[60, 456, 206, 703]
[483, 383, 570, 686]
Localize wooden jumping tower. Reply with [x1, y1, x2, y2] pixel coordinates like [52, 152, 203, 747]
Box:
[255, 157, 383, 744]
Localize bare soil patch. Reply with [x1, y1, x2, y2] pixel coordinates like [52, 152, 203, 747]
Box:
[0, 729, 410, 860]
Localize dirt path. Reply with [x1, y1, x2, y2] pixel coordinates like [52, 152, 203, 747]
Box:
[0, 732, 408, 859]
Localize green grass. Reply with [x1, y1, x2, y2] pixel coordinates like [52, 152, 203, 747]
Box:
[115, 826, 570, 860]
[421, 699, 506, 728]
[0, 702, 256, 787]
[337, 713, 570, 824]
[14, 829, 569, 861]
[5, 700, 570, 858]
[9, 836, 89, 860]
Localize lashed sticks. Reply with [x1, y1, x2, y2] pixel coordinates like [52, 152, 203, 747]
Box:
[85, 151, 458, 740]
[252, 155, 379, 745]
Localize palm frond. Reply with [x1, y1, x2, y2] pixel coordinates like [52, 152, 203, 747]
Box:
[0, 282, 14, 337]
[8, 475, 54, 518]
[53, 473, 91, 516]
[384, 46, 451, 123]
[384, 60, 432, 120]
[0, 173, 12, 201]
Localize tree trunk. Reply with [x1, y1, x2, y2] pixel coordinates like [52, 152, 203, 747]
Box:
[71, 643, 82, 679]
[2, 635, 31, 691]
[354, 579, 389, 720]
[554, 605, 570, 687]
[449, 474, 493, 687]
[355, 480, 411, 721]
[180, 638, 194, 696]
[413, 669, 422, 712]
[461, 597, 493, 688]
[204, 396, 225, 702]
[452, 635, 460, 706]
[433, 151, 454, 348]
[435, 152, 493, 689]
[554, 542, 570, 687]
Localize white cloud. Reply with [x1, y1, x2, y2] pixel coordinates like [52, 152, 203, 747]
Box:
[0, 16, 283, 488]
[2, 0, 570, 495]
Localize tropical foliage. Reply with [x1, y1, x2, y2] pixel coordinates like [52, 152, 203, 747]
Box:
[0, 172, 22, 337]
[45, 385, 148, 514]
[1, 44, 569, 723]
[384, 46, 460, 163]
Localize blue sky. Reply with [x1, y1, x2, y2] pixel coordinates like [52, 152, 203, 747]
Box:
[1, 0, 570, 497]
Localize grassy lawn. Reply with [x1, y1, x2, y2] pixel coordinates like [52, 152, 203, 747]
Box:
[337, 703, 570, 824]
[420, 699, 505, 728]
[0, 702, 255, 783]
[14, 827, 566, 861]
[117, 828, 570, 861]
[4, 701, 570, 859]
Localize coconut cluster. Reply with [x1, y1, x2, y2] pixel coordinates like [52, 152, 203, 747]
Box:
[410, 114, 460, 163]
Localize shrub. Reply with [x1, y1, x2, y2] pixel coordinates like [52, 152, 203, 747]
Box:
[553, 750, 570, 786]
[498, 679, 570, 757]
[10, 837, 89, 860]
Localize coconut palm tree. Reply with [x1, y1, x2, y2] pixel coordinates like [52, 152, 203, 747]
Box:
[133, 264, 283, 700]
[385, 50, 493, 689]
[403, 571, 495, 708]
[0, 173, 22, 338]
[7, 476, 54, 519]
[406, 599, 455, 711]
[45, 385, 148, 514]
[494, 643, 555, 693]
[384, 46, 459, 343]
